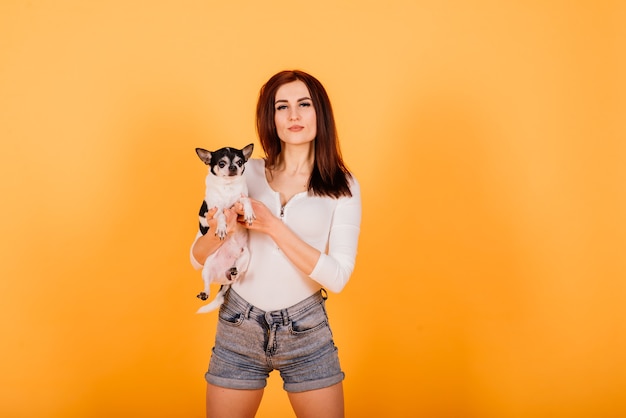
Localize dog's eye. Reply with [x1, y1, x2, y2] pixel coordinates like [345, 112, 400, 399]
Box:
[236, 161, 243, 167]
[218, 161, 227, 168]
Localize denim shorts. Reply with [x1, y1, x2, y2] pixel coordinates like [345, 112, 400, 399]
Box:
[205, 288, 344, 393]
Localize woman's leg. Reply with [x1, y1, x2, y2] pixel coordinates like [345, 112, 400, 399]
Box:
[206, 383, 264, 418]
[287, 382, 344, 418]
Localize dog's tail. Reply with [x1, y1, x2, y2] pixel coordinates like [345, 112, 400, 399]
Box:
[196, 285, 229, 314]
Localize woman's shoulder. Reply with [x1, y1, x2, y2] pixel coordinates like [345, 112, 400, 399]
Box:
[347, 172, 360, 195]
[245, 158, 268, 193]
[248, 157, 264, 167]
[347, 172, 359, 186]
[246, 158, 265, 174]
[328, 172, 360, 203]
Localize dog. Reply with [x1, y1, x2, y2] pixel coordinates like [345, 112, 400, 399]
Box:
[194, 143, 255, 313]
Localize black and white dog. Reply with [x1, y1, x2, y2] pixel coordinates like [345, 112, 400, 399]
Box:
[194, 143, 255, 313]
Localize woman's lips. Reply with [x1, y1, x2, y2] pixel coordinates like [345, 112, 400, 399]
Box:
[288, 125, 304, 132]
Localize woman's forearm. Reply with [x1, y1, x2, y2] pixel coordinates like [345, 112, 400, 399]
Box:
[191, 231, 225, 265]
[242, 199, 321, 276]
[191, 206, 241, 265]
[267, 221, 321, 276]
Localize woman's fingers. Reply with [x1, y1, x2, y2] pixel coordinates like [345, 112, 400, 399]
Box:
[205, 206, 218, 219]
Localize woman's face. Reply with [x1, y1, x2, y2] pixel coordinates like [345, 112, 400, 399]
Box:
[273, 80, 317, 147]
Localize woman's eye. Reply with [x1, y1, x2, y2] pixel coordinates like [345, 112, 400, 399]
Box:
[299, 102, 312, 108]
[276, 105, 287, 111]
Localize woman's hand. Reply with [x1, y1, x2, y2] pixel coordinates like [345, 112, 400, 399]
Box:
[205, 206, 240, 236]
[234, 197, 321, 276]
[234, 198, 280, 236]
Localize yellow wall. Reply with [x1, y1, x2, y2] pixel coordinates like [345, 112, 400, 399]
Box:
[1, 1, 624, 417]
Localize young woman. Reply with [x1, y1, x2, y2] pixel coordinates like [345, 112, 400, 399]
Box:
[190, 70, 362, 418]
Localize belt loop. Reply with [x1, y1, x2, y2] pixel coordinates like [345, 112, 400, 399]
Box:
[245, 304, 253, 319]
[320, 288, 328, 300]
[281, 309, 289, 326]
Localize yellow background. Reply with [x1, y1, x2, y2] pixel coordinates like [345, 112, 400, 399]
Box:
[1, 1, 624, 417]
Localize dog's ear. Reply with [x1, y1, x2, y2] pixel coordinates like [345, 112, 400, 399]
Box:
[196, 148, 212, 165]
[242, 143, 254, 161]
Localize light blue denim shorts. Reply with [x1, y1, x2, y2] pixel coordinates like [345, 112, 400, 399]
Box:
[205, 288, 344, 393]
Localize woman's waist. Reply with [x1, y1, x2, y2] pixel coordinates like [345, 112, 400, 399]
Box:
[231, 275, 321, 312]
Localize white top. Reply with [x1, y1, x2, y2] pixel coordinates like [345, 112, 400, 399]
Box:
[190, 158, 362, 311]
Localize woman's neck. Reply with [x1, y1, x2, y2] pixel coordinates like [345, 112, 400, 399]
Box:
[273, 143, 314, 176]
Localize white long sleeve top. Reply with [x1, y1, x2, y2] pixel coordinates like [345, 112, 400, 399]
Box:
[190, 158, 362, 311]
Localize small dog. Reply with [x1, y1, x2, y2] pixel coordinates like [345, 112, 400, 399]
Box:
[195, 143, 255, 313]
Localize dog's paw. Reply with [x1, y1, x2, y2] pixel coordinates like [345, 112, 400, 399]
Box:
[215, 228, 227, 240]
[244, 213, 256, 226]
[226, 267, 238, 281]
[197, 292, 209, 301]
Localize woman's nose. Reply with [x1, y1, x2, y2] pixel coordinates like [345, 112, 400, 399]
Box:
[288, 108, 299, 120]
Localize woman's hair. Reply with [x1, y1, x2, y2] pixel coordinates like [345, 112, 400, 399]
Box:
[256, 70, 352, 198]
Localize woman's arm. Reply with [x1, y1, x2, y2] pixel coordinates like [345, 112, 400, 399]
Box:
[238, 180, 362, 292]
[308, 181, 362, 292]
[238, 199, 322, 276]
[190, 206, 240, 267]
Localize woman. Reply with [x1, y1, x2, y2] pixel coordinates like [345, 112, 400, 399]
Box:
[190, 70, 361, 417]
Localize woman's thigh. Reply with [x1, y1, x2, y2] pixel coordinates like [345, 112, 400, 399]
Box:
[287, 382, 344, 418]
[206, 383, 264, 418]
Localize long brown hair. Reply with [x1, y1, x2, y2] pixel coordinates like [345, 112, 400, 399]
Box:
[256, 70, 352, 198]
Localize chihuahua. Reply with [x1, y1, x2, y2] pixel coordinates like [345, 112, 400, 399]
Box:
[194, 143, 255, 313]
